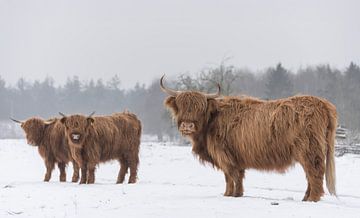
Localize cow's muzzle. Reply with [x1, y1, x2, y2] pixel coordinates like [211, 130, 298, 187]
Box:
[26, 138, 37, 146]
[71, 133, 82, 143]
[179, 122, 196, 135]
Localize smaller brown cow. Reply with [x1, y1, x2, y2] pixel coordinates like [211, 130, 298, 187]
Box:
[59, 112, 142, 184]
[11, 117, 79, 182]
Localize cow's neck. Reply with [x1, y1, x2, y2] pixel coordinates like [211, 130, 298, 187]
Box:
[39, 124, 55, 146]
[189, 121, 215, 166]
[68, 145, 84, 166]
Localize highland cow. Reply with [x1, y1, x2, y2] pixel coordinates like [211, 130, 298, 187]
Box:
[160, 75, 337, 202]
[59, 112, 142, 184]
[11, 117, 80, 182]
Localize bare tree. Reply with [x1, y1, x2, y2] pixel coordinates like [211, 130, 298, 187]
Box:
[199, 61, 239, 95]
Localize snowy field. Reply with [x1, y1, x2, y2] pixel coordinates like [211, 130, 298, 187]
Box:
[1, 139, 360, 218]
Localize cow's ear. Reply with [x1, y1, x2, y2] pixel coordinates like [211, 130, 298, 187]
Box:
[60, 117, 66, 124]
[164, 96, 178, 115]
[87, 117, 95, 125]
[206, 99, 218, 118]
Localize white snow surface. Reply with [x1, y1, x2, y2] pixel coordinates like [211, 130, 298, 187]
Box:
[0, 139, 359, 218]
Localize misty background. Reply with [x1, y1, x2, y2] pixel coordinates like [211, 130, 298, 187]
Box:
[1, 62, 360, 141]
[0, 0, 359, 141]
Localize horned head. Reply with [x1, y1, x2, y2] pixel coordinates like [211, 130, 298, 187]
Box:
[10, 117, 56, 146]
[160, 75, 221, 137]
[59, 112, 95, 148]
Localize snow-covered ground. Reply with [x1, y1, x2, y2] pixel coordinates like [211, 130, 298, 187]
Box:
[1, 139, 359, 218]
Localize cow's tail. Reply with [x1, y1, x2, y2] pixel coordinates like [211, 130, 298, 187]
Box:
[325, 102, 337, 196]
[133, 115, 142, 143]
[137, 119, 142, 139]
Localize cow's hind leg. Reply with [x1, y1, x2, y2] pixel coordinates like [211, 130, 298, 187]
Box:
[302, 182, 311, 201]
[224, 173, 234, 197]
[303, 162, 325, 202]
[128, 155, 139, 184]
[58, 162, 66, 182]
[44, 159, 55, 182]
[301, 144, 326, 202]
[71, 161, 80, 183]
[117, 156, 128, 184]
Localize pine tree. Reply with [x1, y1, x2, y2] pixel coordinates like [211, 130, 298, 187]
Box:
[343, 62, 360, 130]
[265, 63, 293, 99]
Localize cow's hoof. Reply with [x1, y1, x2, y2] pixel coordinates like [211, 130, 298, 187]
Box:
[233, 192, 244, 197]
[224, 192, 233, 197]
[128, 177, 137, 184]
[306, 196, 320, 202]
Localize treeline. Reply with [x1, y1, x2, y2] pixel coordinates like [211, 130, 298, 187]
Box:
[0, 62, 359, 140]
[174, 62, 360, 132]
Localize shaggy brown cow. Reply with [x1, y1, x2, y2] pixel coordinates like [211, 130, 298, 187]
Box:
[59, 112, 142, 184]
[11, 117, 80, 182]
[160, 75, 337, 202]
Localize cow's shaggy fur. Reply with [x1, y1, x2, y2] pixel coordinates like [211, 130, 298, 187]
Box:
[19, 117, 79, 182]
[163, 90, 337, 202]
[60, 112, 142, 184]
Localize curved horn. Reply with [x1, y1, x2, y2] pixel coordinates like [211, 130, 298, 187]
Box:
[88, 111, 96, 117]
[44, 119, 56, 125]
[10, 117, 23, 124]
[204, 83, 221, 99]
[160, 75, 179, 97]
[59, 112, 66, 117]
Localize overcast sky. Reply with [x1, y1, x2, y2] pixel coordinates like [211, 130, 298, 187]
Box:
[1, 0, 359, 89]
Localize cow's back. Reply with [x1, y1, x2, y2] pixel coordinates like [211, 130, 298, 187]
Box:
[88, 113, 141, 162]
[111, 112, 142, 150]
[89, 116, 119, 160]
[207, 95, 334, 171]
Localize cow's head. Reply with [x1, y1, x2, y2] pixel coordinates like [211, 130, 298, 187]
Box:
[11, 117, 56, 146]
[160, 75, 220, 137]
[59, 112, 95, 149]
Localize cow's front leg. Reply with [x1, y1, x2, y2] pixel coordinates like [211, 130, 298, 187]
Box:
[79, 162, 87, 184]
[233, 169, 245, 197]
[44, 159, 55, 182]
[58, 162, 66, 182]
[87, 162, 96, 184]
[224, 173, 234, 196]
[225, 167, 245, 197]
[71, 160, 80, 183]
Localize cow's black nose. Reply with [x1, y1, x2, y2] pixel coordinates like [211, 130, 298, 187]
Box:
[71, 133, 81, 141]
